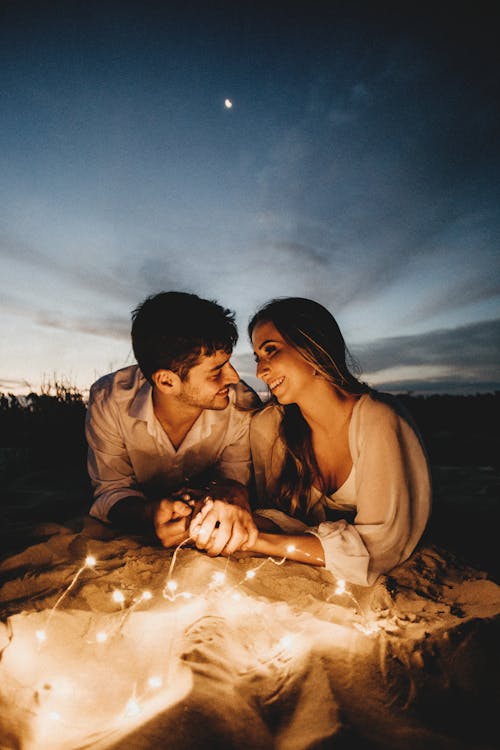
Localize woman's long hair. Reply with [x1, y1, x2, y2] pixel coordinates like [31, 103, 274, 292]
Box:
[249, 297, 369, 520]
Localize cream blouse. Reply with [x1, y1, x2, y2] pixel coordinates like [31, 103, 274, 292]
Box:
[250, 392, 432, 586]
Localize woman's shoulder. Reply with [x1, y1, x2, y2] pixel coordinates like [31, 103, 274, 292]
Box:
[355, 390, 413, 428]
[354, 390, 423, 444]
[250, 401, 282, 437]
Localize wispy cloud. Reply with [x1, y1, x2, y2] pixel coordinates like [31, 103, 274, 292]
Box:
[355, 318, 500, 375]
[0, 231, 135, 303]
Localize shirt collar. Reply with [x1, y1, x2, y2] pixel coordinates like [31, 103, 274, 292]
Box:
[129, 378, 154, 423]
[128, 378, 237, 444]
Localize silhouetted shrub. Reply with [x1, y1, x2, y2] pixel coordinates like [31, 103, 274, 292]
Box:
[0, 381, 88, 488]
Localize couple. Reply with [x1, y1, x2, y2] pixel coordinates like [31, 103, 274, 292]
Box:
[86, 291, 431, 586]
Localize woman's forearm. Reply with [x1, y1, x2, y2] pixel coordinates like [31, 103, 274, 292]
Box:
[249, 532, 325, 566]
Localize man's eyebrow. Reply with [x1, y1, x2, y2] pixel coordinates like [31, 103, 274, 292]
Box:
[208, 358, 230, 372]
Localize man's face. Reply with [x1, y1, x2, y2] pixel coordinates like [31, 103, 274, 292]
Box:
[178, 349, 240, 410]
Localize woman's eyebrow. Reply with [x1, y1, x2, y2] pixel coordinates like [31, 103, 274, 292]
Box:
[256, 338, 278, 349]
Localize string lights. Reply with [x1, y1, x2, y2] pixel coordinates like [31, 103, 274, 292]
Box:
[36, 554, 98, 645]
[20, 538, 383, 736]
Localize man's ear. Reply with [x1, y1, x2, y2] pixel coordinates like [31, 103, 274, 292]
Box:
[152, 369, 181, 393]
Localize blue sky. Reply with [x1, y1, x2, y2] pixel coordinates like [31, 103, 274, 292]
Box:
[1, 0, 499, 395]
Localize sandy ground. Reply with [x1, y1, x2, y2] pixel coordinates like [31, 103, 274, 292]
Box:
[0, 465, 499, 749]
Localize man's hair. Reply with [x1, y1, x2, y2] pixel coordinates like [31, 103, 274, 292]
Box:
[131, 292, 238, 383]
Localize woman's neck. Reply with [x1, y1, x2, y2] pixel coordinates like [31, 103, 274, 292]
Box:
[297, 380, 359, 434]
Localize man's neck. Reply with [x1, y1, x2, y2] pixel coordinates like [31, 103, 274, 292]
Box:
[152, 388, 202, 450]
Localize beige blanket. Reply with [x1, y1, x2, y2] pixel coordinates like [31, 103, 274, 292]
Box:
[0, 517, 499, 750]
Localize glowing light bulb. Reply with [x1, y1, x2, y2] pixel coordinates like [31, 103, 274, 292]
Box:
[355, 621, 380, 636]
[148, 676, 163, 689]
[231, 592, 242, 602]
[112, 590, 125, 604]
[224, 98, 233, 109]
[245, 569, 256, 579]
[334, 579, 346, 596]
[166, 580, 178, 592]
[96, 631, 108, 643]
[278, 635, 293, 650]
[36, 629, 47, 643]
[85, 555, 97, 567]
[286, 544, 296, 554]
[212, 572, 226, 585]
[141, 590, 152, 601]
[125, 698, 142, 718]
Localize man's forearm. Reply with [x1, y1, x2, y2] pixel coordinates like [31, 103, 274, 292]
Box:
[107, 496, 156, 533]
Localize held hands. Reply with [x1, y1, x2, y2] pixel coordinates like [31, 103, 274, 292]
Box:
[152, 488, 206, 548]
[152, 485, 258, 555]
[189, 498, 258, 556]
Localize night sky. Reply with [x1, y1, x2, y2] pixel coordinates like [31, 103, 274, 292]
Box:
[1, 0, 499, 395]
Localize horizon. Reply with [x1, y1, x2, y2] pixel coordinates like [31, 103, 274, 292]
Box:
[2, 1, 499, 395]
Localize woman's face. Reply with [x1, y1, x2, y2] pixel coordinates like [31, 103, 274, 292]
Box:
[251, 320, 315, 404]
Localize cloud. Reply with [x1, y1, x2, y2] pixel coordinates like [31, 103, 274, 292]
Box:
[0, 287, 130, 340]
[36, 311, 129, 340]
[252, 38, 500, 320]
[0, 378, 35, 393]
[411, 275, 500, 323]
[0, 231, 135, 304]
[354, 318, 500, 375]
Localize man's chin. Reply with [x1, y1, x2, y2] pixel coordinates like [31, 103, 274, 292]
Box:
[210, 394, 230, 410]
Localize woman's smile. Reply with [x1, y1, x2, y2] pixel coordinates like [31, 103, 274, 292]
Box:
[268, 375, 285, 391]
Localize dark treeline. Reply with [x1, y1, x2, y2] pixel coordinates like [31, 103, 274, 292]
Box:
[397, 392, 500, 469]
[0, 384, 88, 492]
[1, 387, 498, 490]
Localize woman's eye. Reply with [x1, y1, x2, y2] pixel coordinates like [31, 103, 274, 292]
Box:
[265, 346, 277, 357]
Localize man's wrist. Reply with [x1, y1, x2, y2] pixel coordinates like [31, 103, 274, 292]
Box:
[108, 496, 156, 534]
[207, 480, 250, 510]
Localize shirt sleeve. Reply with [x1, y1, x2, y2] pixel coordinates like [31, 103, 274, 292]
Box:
[86, 384, 146, 523]
[308, 403, 431, 586]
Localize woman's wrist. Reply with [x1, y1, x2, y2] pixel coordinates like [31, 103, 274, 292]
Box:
[246, 531, 325, 566]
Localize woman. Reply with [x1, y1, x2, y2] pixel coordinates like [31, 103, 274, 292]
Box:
[243, 297, 431, 586]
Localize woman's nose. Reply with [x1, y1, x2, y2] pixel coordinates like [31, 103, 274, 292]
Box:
[256, 359, 269, 378]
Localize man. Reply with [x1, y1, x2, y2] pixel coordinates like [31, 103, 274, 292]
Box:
[86, 291, 260, 555]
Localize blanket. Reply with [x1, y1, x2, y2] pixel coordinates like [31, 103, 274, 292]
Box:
[0, 516, 499, 750]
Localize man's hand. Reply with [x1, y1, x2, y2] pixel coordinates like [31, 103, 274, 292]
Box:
[189, 498, 258, 556]
[153, 497, 195, 548]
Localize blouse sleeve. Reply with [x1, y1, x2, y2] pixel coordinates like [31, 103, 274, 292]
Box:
[249, 405, 286, 508]
[308, 398, 431, 586]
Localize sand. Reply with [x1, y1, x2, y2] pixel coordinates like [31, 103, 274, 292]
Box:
[0, 510, 499, 750]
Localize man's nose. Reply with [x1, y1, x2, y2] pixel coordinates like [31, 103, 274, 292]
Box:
[224, 362, 240, 384]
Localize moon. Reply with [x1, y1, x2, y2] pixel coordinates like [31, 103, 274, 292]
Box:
[224, 99, 233, 109]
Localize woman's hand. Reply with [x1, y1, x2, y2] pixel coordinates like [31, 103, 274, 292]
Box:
[189, 498, 258, 556]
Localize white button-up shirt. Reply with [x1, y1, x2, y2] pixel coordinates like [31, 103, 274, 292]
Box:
[86, 365, 259, 522]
